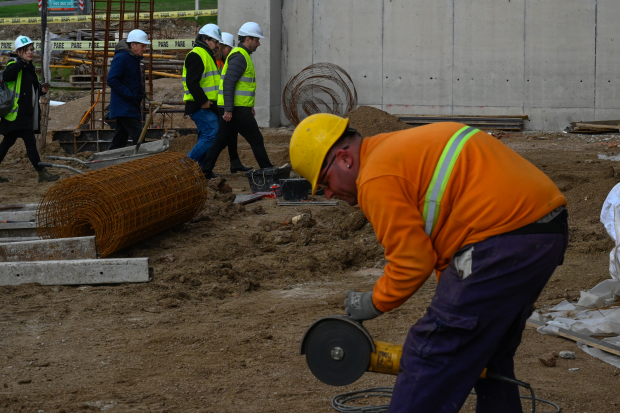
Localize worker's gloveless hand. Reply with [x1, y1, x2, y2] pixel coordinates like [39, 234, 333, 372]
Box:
[223, 111, 233, 122]
[201, 101, 211, 109]
[344, 290, 383, 321]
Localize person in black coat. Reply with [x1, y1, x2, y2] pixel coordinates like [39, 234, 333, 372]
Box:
[0, 36, 59, 183]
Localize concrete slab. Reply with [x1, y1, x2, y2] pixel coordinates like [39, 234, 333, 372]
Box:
[524, 0, 596, 109]
[0, 258, 150, 286]
[595, 0, 620, 109]
[453, 0, 525, 108]
[383, 0, 453, 108]
[0, 237, 41, 243]
[0, 236, 97, 262]
[0, 222, 38, 238]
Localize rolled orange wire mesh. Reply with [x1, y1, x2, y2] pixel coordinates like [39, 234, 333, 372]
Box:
[36, 152, 208, 257]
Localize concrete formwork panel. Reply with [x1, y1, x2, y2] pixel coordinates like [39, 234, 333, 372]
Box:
[219, 0, 282, 127]
[525, 0, 595, 109]
[312, 0, 383, 106]
[595, 0, 620, 110]
[382, 0, 453, 112]
[453, 0, 525, 109]
[281, 0, 314, 124]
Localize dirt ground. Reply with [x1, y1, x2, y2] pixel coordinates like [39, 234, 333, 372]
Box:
[2, 107, 620, 412]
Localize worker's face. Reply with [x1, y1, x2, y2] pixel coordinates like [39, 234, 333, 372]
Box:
[245, 37, 261, 52]
[206, 37, 220, 52]
[221, 45, 232, 58]
[318, 148, 359, 206]
[130, 42, 147, 56]
[18, 45, 34, 62]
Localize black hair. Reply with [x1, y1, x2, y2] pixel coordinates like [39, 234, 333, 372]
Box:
[16, 43, 34, 53]
[320, 128, 360, 169]
[238, 35, 257, 44]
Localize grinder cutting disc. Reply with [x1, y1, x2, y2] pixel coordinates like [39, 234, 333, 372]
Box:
[301, 316, 373, 386]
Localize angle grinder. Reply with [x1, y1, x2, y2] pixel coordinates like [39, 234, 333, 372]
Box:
[299, 315, 403, 386]
[300, 315, 515, 386]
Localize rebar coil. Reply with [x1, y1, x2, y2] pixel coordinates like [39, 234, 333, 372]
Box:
[282, 62, 358, 126]
[37, 152, 208, 257]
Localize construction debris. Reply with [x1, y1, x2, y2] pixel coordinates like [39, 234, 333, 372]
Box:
[0, 258, 149, 286]
[37, 152, 208, 257]
[0, 236, 97, 262]
[566, 120, 620, 134]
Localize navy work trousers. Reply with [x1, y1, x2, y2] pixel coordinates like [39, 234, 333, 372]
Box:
[388, 223, 568, 413]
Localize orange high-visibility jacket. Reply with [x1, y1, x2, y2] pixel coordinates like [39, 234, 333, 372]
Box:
[357, 122, 566, 313]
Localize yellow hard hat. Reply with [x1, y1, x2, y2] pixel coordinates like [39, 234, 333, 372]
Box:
[289, 114, 349, 196]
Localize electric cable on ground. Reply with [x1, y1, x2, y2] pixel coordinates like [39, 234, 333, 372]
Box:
[330, 381, 561, 413]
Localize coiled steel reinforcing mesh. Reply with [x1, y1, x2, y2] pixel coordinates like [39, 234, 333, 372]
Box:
[37, 152, 208, 257]
[282, 62, 358, 126]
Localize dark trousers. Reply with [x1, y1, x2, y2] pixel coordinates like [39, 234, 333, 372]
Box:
[109, 117, 142, 150]
[200, 107, 273, 173]
[389, 221, 568, 413]
[0, 129, 43, 171]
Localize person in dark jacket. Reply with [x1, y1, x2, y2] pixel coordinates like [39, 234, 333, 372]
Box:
[107, 29, 150, 150]
[200, 22, 273, 179]
[0, 35, 59, 183]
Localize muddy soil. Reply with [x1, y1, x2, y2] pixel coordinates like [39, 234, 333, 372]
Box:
[2, 110, 620, 412]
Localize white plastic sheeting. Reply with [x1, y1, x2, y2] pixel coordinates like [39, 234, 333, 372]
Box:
[600, 183, 620, 279]
[532, 279, 620, 367]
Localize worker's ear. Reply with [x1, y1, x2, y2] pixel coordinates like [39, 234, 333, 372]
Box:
[335, 147, 353, 169]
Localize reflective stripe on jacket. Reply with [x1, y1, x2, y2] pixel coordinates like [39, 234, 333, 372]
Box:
[3, 60, 22, 121]
[182, 46, 220, 102]
[217, 47, 256, 107]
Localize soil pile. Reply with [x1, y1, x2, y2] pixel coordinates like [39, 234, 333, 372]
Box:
[344, 105, 412, 137]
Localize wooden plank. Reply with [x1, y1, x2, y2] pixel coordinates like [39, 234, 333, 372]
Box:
[0, 258, 150, 286]
[526, 319, 620, 357]
[575, 123, 619, 131]
[0, 236, 97, 262]
[234, 194, 264, 205]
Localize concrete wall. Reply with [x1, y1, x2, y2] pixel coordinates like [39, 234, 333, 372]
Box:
[221, 0, 620, 130]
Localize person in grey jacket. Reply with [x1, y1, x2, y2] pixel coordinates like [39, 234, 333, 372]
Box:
[199, 22, 273, 179]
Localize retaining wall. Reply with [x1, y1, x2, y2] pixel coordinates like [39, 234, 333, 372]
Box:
[220, 0, 620, 131]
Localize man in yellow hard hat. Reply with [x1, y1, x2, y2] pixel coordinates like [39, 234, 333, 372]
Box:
[289, 113, 568, 413]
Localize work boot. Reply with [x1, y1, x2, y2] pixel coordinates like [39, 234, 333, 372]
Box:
[203, 170, 223, 180]
[37, 168, 60, 183]
[0, 175, 8, 183]
[230, 158, 253, 174]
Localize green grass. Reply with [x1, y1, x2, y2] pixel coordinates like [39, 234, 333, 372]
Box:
[0, 0, 217, 21]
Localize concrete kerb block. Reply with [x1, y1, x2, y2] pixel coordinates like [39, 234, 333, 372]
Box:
[0, 258, 151, 286]
[0, 236, 98, 262]
[0, 222, 38, 238]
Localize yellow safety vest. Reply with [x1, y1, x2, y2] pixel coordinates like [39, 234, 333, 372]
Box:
[3, 60, 23, 121]
[217, 47, 256, 108]
[182, 46, 220, 102]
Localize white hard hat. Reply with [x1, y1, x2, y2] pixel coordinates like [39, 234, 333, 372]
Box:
[14, 35, 34, 51]
[199, 24, 222, 43]
[126, 29, 151, 45]
[220, 32, 235, 48]
[238, 22, 264, 39]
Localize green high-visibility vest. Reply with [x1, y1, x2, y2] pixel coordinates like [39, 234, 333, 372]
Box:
[217, 47, 256, 108]
[3, 60, 23, 121]
[422, 125, 480, 236]
[182, 46, 220, 102]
